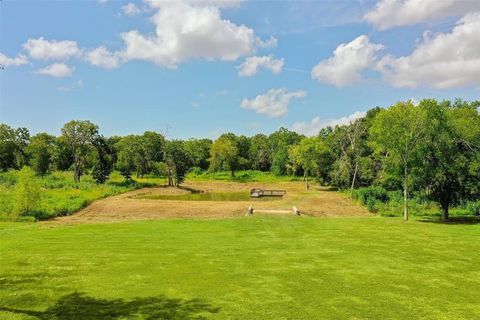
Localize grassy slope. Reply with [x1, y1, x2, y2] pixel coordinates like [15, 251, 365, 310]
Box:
[1, 216, 479, 319]
[0, 171, 163, 220]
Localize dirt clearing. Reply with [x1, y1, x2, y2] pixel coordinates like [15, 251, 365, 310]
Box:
[51, 181, 370, 224]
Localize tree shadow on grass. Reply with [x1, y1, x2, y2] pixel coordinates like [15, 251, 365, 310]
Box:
[419, 216, 480, 225]
[0, 292, 220, 320]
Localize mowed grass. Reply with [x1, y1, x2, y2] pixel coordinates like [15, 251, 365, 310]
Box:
[1, 216, 480, 319]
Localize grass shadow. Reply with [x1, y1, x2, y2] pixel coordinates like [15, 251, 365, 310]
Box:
[0, 292, 220, 320]
[418, 216, 480, 225]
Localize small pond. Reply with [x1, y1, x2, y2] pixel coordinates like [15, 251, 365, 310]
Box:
[136, 191, 282, 201]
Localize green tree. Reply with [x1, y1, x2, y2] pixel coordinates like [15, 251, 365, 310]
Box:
[370, 101, 426, 220]
[292, 137, 334, 189]
[92, 135, 113, 184]
[164, 140, 190, 187]
[269, 128, 303, 175]
[419, 99, 480, 220]
[209, 136, 239, 177]
[61, 120, 99, 182]
[0, 124, 19, 171]
[51, 136, 74, 171]
[13, 167, 41, 217]
[27, 133, 55, 176]
[0, 125, 30, 171]
[184, 138, 212, 170]
[249, 134, 271, 171]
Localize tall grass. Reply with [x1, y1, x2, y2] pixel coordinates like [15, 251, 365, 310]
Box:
[0, 170, 162, 220]
[187, 170, 300, 183]
[351, 186, 472, 217]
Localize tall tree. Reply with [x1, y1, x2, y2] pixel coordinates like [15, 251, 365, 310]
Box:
[0, 124, 18, 171]
[27, 133, 55, 176]
[91, 135, 113, 184]
[291, 137, 334, 189]
[370, 101, 426, 221]
[419, 99, 480, 220]
[164, 140, 190, 187]
[0, 125, 30, 171]
[269, 128, 303, 175]
[184, 138, 212, 170]
[61, 120, 99, 182]
[209, 136, 239, 177]
[249, 134, 271, 171]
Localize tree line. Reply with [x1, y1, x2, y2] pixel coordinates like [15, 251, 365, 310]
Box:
[1, 98, 479, 220]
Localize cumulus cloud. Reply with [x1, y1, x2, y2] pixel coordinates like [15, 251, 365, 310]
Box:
[292, 111, 367, 136]
[377, 12, 480, 89]
[34, 63, 74, 77]
[23, 38, 80, 60]
[241, 88, 306, 117]
[122, 2, 141, 16]
[237, 55, 284, 76]
[311, 35, 384, 87]
[85, 46, 121, 69]
[119, 0, 275, 68]
[0, 52, 28, 67]
[364, 0, 480, 30]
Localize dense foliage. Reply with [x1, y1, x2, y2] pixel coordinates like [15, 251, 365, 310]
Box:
[1, 98, 478, 220]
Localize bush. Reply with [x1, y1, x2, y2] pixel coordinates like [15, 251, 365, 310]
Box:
[366, 197, 378, 213]
[13, 167, 41, 217]
[353, 186, 389, 205]
[189, 166, 204, 176]
[352, 186, 389, 213]
[467, 200, 480, 216]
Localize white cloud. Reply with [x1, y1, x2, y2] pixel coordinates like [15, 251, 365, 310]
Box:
[85, 46, 120, 69]
[119, 0, 274, 68]
[364, 0, 480, 30]
[34, 63, 74, 77]
[377, 12, 480, 89]
[256, 36, 278, 49]
[311, 35, 384, 87]
[23, 38, 80, 60]
[241, 88, 306, 117]
[58, 80, 83, 92]
[237, 55, 284, 76]
[122, 2, 141, 16]
[292, 111, 367, 136]
[0, 52, 28, 67]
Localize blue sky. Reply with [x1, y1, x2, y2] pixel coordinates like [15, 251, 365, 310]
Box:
[1, 0, 479, 138]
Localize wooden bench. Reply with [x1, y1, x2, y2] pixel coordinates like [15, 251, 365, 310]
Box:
[250, 188, 286, 198]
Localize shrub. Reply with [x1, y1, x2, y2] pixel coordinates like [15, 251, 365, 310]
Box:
[13, 167, 41, 217]
[467, 200, 480, 216]
[366, 197, 378, 213]
[353, 186, 389, 205]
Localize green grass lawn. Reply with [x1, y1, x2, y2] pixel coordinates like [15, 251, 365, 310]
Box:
[1, 216, 479, 319]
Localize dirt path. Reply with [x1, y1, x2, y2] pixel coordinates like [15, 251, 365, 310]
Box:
[50, 181, 370, 224]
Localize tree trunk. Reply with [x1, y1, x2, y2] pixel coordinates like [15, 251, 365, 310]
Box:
[441, 205, 449, 221]
[403, 163, 408, 221]
[350, 161, 358, 196]
[305, 171, 309, 190]
[73, 156, 81, 183]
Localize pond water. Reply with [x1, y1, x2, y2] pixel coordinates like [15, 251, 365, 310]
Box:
[136, 192, 282, 201]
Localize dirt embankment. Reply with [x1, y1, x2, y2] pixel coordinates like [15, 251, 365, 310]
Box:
[50, 181, 370, 224]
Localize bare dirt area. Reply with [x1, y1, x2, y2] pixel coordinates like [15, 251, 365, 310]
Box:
[50, 181, 371, 224]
